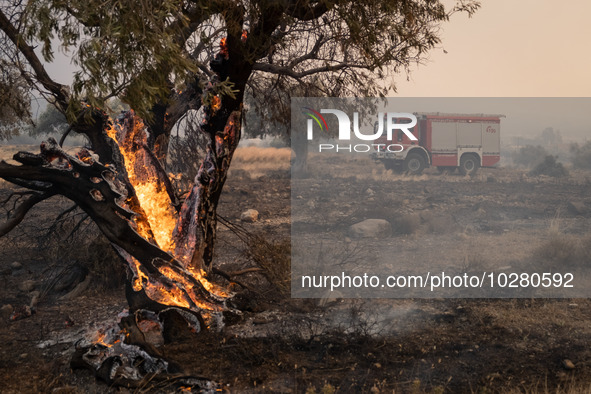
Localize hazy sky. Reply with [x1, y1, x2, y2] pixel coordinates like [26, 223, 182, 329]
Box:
[395, 0, 591, 97]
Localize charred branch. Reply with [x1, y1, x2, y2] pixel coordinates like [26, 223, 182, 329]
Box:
[0, 137, 227, 314]
[0, 190, 55, 237]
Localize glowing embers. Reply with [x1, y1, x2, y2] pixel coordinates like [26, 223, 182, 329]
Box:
[75, 310, 217, 389]
[113, 245, 227, 312]
[210, 95, 221, 113]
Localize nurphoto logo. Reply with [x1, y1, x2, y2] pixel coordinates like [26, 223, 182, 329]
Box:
[303, 108, 418, 153]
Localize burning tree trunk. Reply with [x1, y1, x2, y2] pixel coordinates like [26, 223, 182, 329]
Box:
[0, 30, 251, 385]
[0, 105, 239, 297]
[0, 15, 252, 305]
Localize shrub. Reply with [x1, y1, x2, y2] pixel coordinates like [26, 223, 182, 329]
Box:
[513, 145, 549, 168]
[571, 141, 591, 170]
[528, 155, 568, 178]
[245, 236, 291, 296]
[392, 213, 421, 235]
[533, 234, 590, 271]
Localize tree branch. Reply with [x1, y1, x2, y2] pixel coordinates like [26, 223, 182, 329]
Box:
[0, 191, 55, 237]
[287, 34, 325, 68]
[252, 61, 366, 80]
[0, 9, 69, 109]
[285, 0, 333, 21]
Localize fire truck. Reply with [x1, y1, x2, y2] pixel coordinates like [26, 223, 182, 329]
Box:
[371, 112, 503, 175]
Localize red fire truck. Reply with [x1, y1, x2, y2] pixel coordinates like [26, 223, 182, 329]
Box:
[371, 112, 503, 175]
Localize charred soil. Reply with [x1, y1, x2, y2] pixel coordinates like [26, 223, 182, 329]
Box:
[1, 147, 591, 393]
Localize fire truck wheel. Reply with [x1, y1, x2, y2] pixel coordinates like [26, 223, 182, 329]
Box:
[404, 153, 426, 175]
[459, 154, 480, 176]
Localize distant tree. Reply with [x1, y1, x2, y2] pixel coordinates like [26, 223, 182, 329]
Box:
[570, 141, 591, 169]
[30, 104, 67, 137]
[0, 60, 32, 140]
[540, 127, 562, 146]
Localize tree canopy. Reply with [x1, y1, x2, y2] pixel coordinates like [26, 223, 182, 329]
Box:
[1, 0, 478, 129]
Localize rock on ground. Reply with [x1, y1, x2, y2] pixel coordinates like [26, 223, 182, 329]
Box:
[349, 219, 392, 238]
[240, 209, 259, 222]
[18, 280, 37, 293]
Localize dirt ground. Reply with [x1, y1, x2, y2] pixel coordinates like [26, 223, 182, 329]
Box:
[1, 145, 591, 393]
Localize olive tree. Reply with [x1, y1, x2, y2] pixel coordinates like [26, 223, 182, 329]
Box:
[0, 0, 479, 328]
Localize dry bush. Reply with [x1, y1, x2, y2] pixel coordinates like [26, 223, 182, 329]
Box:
[513, 145, 549, 168]
[37, 212, 126, 290]
[460, 252, 488, 274]
[570, 140, 591, 170]
[420, 212, 457, 234]
[533, 234, 590, 271]
[77, 235, 127, 289]
[392, 213, 421, 235]
[245, 236, 291, 296]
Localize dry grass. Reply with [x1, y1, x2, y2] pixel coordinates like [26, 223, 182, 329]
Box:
[233, 146, 291, 163]
[533, 233, 591, 271]
[230, 146, 291, 178]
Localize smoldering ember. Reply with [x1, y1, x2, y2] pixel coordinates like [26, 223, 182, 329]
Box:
[3, 0, 591, 393]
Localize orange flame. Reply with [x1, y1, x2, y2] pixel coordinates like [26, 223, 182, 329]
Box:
[95, 331, 113, 348]
[106, 119, 177, 251]
[106, 116, 229, 311]
[220, 37, 228, 57]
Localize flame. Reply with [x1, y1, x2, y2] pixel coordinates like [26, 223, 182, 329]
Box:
[106, 115, 230, 312]
[106, 119, 177, 251]
[95, 331, 114, 348]
[241, 30, 248, 42]
[219, 37, 228, 57]
[106, 123, 118, 140]
[132, 182, 176, 250]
